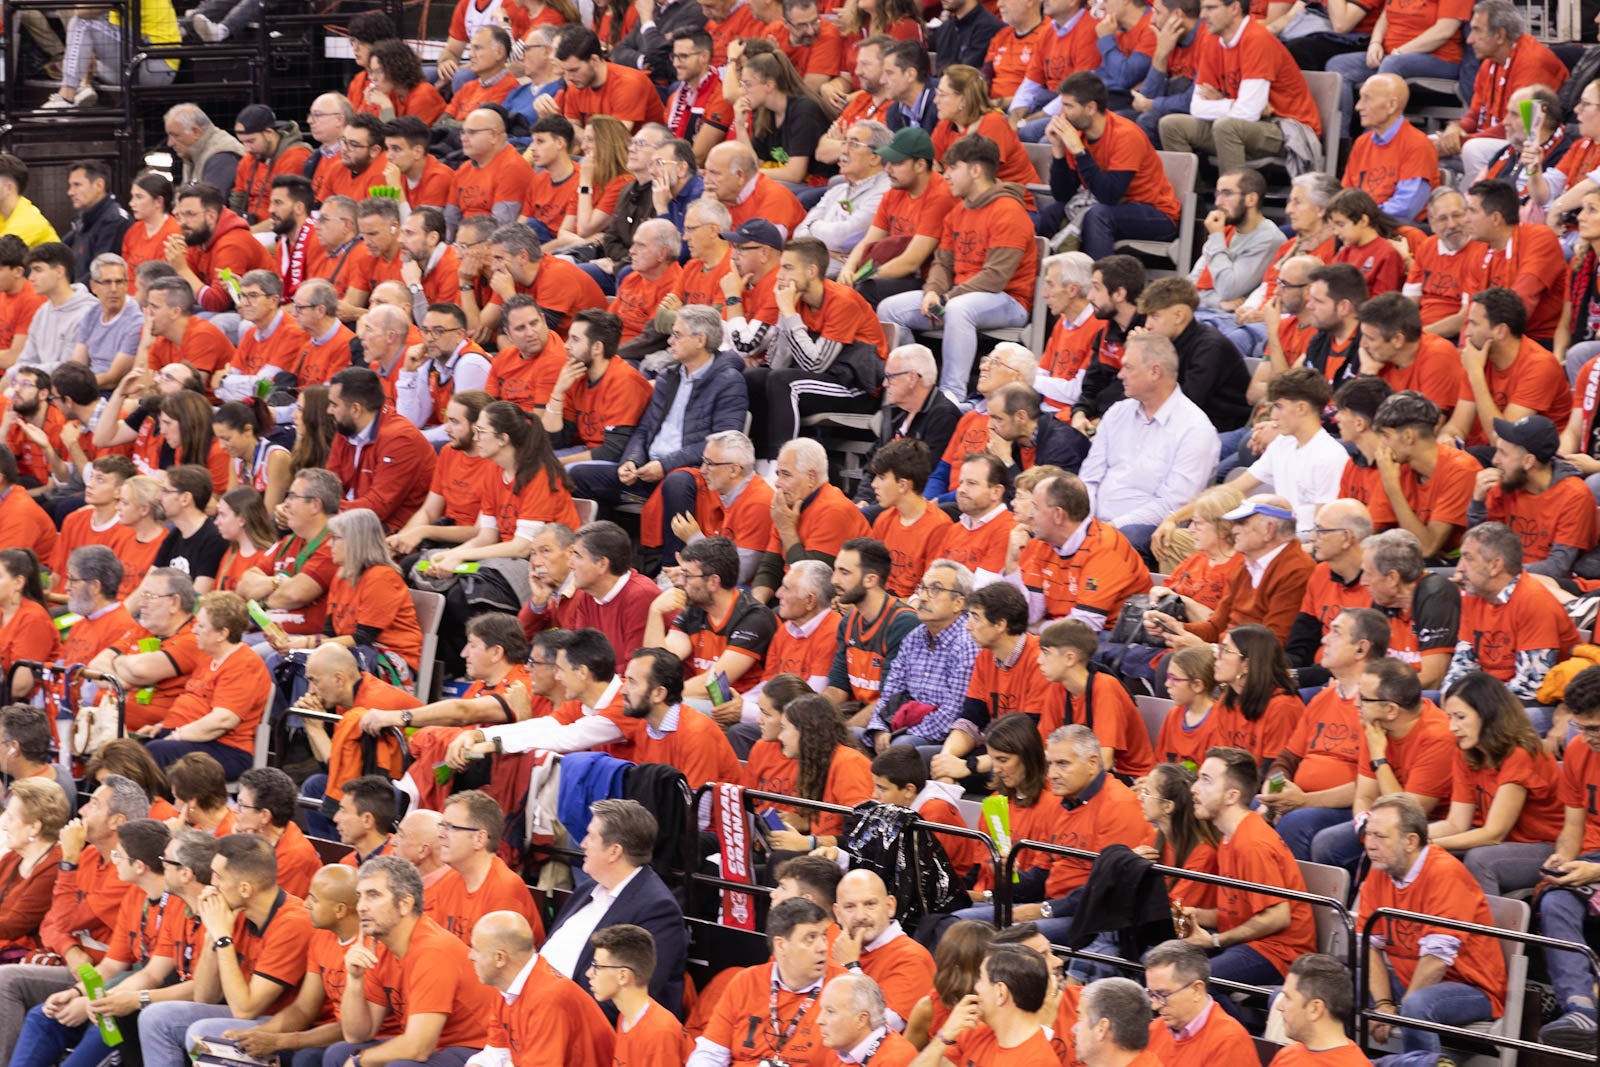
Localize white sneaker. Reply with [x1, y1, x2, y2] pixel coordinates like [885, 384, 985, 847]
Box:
[191, 13, 229, 41]
[38, 95, 73, 109]
[74, 85, 97, 108]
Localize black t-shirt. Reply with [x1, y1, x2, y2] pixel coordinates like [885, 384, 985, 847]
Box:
[154, 518, 228, 585]
[671, 588, 778, 660]
[752, 96, 837, 181]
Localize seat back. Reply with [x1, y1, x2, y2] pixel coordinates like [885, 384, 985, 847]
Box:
[1160, 150, 1198, 274]
[955, 797, 983, 831]
[1303, 71, 1344, 175]
[1135, 695, 1174, 747]
[1296, 859, 1352, 956]
[573, 498, 598, 526]
[1024, 140, 1053, 191]
[408, 588, 446, 702]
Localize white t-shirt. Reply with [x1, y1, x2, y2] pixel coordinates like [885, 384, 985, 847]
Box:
[1246, 429, 1349, 535]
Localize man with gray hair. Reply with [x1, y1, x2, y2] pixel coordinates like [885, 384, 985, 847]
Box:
[88, 567, 200, 725]
[817, 973, 917, 1063]
[731, 559, 838, 753]
[1141, 939, 1253, 1064]
[857, 344, 960, 508]
[1285, 498, 1376, 675]
[751, 437, 871, 601]
[864, 560, 979, 754]
[1035, 252, 1098, 410]
[1360, 528, 1460, 691]
[794, 121, 892, 272]
[657, 429, 772, 580]
[216, 268, 308, 402]
[1079, 329, 1219, 560]
[164, 104, 243, 193]
[1446, 519, 1576, 700]
[609, 219, 682, 344]
[69, 252, 141, 388]
[1074, 977, 1161, 1067]
[472, 223, 605, 339]
[570, 304, 748, 529]
[1434, 0, 1567, 175]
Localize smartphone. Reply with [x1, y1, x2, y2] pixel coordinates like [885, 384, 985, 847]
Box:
[1540, 864, 1568, 879]
[760, 809, 787, 832]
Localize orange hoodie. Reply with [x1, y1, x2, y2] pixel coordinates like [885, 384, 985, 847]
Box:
[186, 207, 274, 312]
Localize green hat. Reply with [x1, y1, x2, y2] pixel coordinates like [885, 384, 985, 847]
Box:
[876, 127, 935, 163]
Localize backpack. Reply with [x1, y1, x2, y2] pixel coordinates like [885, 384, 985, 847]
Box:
[841, 801, 964, 935]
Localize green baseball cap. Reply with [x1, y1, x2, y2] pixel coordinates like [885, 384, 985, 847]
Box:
[876, 127, 935, 163]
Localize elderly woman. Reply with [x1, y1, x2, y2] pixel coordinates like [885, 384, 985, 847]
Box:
[271, 508, 422, 684]
[142, 591, 272, 779]
[1227, 173, 1344, 359]
[0, 778, 69, 958]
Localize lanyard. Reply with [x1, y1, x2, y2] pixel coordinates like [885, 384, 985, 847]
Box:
[769, 976, 820, 1053]
[136, 892, 170, 962]
[276, 527, 329, 575]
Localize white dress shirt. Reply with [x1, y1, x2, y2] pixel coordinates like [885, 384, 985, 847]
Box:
[538, 865, 643, 978]
[1081, 387, 1221, 530]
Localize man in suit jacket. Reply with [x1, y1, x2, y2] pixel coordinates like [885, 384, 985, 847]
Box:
[538, 798, 689, 1016]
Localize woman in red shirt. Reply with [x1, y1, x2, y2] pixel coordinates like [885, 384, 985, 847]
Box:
[213, 488, 278, 594]
[360, 41, 447, 124]
[1431, 671, 1564, 894]
[1210, 624, 1303, 767]
[931, 65, 1037, 209]
[115, 476, 168, 600]
[1153, 484, 1245, 612]
[763, 693, 874, 848]
[0, 548, 60, 700]
[1154, 645, 1222, 769]
[122, 172, 182, 269]
[273, 508, 422, 680]
[0, 778, 68, 958]
[904, 920, 996, 1048]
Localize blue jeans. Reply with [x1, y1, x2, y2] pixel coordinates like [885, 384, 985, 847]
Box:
[1080, 203, 1178, 261]
[324, 1040, 480, 1067]
[577, 262, 620, 296]
[1311, 819, 1364, 872]
[145, 738, 253, 779]
[1387, 968, 1494, 1053]
[10, 1004, 90, 1067]
[1275, 807, 1353, 862]
[1019, 116, 1050, 143]
[1209, 942, 1283, 1025]
[878, 289, 1030, 401]
[1539, 860, 1600, 1016]
[1325, 51, 1461, 136]
[1215, 424, 1253, 482]
[140, 1002, 243, 1067]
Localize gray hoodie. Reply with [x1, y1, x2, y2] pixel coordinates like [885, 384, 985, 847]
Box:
[16, 284, 97, 372]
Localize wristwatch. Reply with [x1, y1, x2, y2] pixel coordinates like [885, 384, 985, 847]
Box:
[213, 936, 234, 951]
[1370, 757, 1389, 769]
[402, 710, 414, 727]
[1039, 902, 1054, 919]
[140, 990, 152, 1008]
[58, 861, 78, 872]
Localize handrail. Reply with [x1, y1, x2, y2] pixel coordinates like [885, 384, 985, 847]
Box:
[1007, 838, 1360, 1026]
[688, 784, 1008, 925]
[1357, 905, 1600, 1062]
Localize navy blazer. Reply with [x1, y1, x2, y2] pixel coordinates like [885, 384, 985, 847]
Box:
[546, 864, 689, 1018]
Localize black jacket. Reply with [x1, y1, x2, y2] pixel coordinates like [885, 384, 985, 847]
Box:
[1073, 312, 1146, 420]
[931, 5, 1003, 74]
[600, 179, 657, 265]
[545, 864, 689, 1017]
[1064, 843, 1174, 954]
[1172, 317, 1251, 432]
[855, 387, 963, 504]
[64, 196, 132, 283]
[610, 0, 708, 86]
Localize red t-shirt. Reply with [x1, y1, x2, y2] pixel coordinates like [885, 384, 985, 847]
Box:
[363, 914, 499, 1050]
[161, 642, 270, 753]
[1450, 743, 1565, 843]
[1215, 810, 1316, 976]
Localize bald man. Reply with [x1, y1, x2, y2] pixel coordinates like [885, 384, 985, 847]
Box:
[703, 141, 807, 237]
[393, 809, 455, 922]
[830, 870, 935, 1029]
[293, 642, 421, 837]
[1286, 498, 1377, 676]
[1345, 73, 1439, 221]
[194, 865, 361, 1067]
[816, 974, 918, 1066]
[446, 107, 536, 238]
[306, 92, 353, 201]
[468, 912, 615, 1067]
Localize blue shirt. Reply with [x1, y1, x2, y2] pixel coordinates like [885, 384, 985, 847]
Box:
[868, 617, 980, 743]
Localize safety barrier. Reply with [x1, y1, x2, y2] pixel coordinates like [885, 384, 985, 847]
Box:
[1357, 906, 1600, 1064]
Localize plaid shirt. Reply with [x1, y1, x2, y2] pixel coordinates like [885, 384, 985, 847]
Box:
[868, 616, 980, 743]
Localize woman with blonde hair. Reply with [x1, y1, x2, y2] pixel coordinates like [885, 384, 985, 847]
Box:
[0, 778, 69, 958]
[1151, 484, 1245, 610]
[931, 64, 1037, 206]
[115, 475, 168, 598]
[568, 116, 633, 245]
[732, 49, 835, 187]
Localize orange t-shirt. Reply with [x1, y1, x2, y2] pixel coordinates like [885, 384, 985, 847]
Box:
[1193, 18, 1320, 134]
[486, 255, 607, 336]
[322, 153, 390, 202]
[1376, 334, 1464, 413]
[1268, 1041, 1375, 1067]
[120, 216, 182, 269]
[161, 642, 270, 753]
[704, 2, 770, 65]
[940, 191, 1037, 308]
[610, 264, 684, 343]
[965, 633, 1056, 731]
[1458, 335, 1573, 447]
[449, 145, 536, 221]
[629, 704, 743, 790]
[762, 483, 871, 560]
[1208, 692, 1302, 765]
[940, 508, 1017, 577]
[797, 280, 888, 359]
[479, 467, 582, 542]
[1478, 224, 1571, 340]
[1043, 671, 1156, 779]
[1344, 119, 1441, 220]
[557, 63, 667, 126]
[1405, 237, 1487, 328]
[932, 113, 1037, 212]
[1146, 1002, 1256, 1067]
[1165, 550, 1245, 611]
[1333, 236, 1406, 296]
[1560, 740, 1600, 853]
[1042, 773, 1155, 898]
[1288, 684, 1364, 793]
[446, 72, 519, 121]
[1024, 14, 1101, 93]
[701, 962, 844, 1066]
[728, 174, 807, 239]
[327, 566, 423, 672]
[402, 156, 458, 211]
[0, 597, 60, 683]
[562, 355, 653, 450]
[679, 254, 734, 309]
[1058, 111, 1179, 223]
[1397, 443, 1478, 532]
[489, 954, 615, 1067]
[1382, 0, 1471, 60]
[1215, 810, 1316, 976]
[1456, 574, 1578, 682]
[363, 914, 499, 1050]
[870, 504, 952, 598]
[294, 322, 355, 386]
[1483, 473, 1598, 564]
[232, 312, 310, 377]
[0, 286, 44, 354]
[986, 22, 1044, 100]
[485, 333, 567, 410]
[148, 315, 235, 376]
[521, 168, 580, 235]
[1356, 843, 1507, 1014]
[1450, 743, 1565, 843]
[951, 1023, 1064, 1067]
[1357, 702, 1457, 816]
[614, 998, 691, 1067]
[429, 446, 493, 527]
[1016, 519, 1151, 625]
[429, 856, 545, 945]
[872, 171, 958, 250]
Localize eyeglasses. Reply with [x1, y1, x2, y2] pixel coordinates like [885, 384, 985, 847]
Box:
[1573, 721, 1600, 736]
[307, 110, 341, 119]
[680, 569, 707, 581]
[439, 820, 484, 836]
[291, 302, 317, 312]
[842, 138, 874, 151]
[340, 139, 373, 151]
[283, 492, 317, 503]
[1310, 526, 1349, 537]
[92, 276, 128, 287]
[1147, 981, 1198, 1007]
[1214, 644, 1240, 658]
[882, 369, 917, 382]
[915, 583, 961, 598]
[1356, 695, 1391, 706]
[236, 291, 269, 302]
[423, 325, 464, 338]
[1278, 281, 1308, 291]
[701, 458, 739, 469]
[1164, 673, 1189, 685]
[529, 658, 555, 669]
[586, 961, 631, 974]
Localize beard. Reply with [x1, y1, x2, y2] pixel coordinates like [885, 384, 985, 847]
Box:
[335, 416, 361, 437]
[621, 697, 651, 719]
[270, 212, 297, 237]
[183, 223, 213, 247]
[1092, 301, 1117, 320]
[1499, 465, 1528, 492]
[11, 396, 39, 418]
[834, 581, 866, 606]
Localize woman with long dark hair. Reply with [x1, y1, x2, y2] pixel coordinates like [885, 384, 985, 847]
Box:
[0, 549, 57, 699]
[1326, 187, 1408, 296]
[905, 919, 995, 1048]
[731, 50, 835, 186]
[85, 737, 178, 819]
[1137, 761, 1220, 909]
[213, 487, 279, 593]
[122, 172, 181, 268]
[157, 391, 228, 495]
[289, 385, 335, 478]
[214, 399, 290, 513]
[1211, 624, 1302, 766]
[743, 673, 815, 800]
[763, 694, 874, 850]
[1430, 671, 1564, 894]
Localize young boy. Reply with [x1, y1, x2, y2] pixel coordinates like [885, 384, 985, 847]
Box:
[588, 924, 692, 1067]
[871, 745, 985, 884]
[867, 438, 953, 599]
